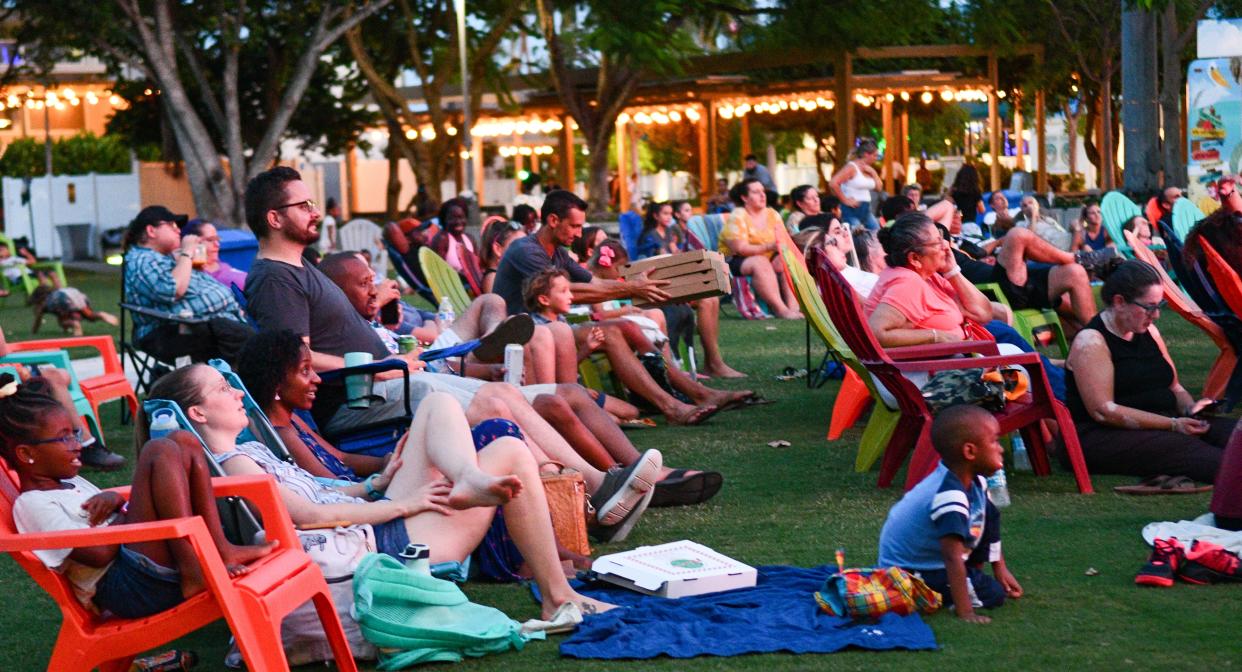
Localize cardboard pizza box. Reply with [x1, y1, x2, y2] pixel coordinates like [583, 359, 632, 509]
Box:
[619, 250, 721, 279]
[633, 266, 730, 307]
[591, 540, 757, 598]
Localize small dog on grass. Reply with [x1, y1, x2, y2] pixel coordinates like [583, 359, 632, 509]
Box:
[28, 279, 119, 335]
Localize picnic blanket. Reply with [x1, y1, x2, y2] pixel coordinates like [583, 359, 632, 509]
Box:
[531, 564, 937, 660]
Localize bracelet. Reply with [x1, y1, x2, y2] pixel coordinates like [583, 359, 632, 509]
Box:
[1170, 417, 1179, 432]
[364, 473, 385, 500]
[931, 329, 938, 344]
[942, 267, 962, 280]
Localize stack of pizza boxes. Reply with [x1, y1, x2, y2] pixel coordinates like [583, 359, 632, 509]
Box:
[618, 250, 731, 308]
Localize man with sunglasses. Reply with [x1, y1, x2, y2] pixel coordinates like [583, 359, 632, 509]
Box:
[121, 205, 254, 365]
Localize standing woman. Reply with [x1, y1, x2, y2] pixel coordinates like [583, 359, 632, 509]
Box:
[829, 139, 881, 231]
[636, 202, 683, 260]
[949, 164, 986, 223]
[719, 178, 803, 319]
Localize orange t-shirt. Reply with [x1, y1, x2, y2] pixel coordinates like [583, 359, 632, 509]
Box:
[720, 207, 782, 257]
[862, 266, 966, 338]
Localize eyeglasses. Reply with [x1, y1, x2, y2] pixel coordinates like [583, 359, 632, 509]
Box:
[506, 220, 522, 231]
[28, 428, 86, 447]
[1129, 299, 1167, 315]
[273, 199, 318, 213]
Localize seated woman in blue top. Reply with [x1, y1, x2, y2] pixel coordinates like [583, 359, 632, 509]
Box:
[148, 362, 617, 618]
[636, 202, 684, 260]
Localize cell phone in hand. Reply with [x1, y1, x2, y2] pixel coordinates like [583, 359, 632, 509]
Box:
[380, 299, 400, 325]
[1193, 400, 1222, 419]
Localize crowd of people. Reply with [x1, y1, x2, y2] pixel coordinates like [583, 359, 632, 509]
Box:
[1, 155, 1241, 668]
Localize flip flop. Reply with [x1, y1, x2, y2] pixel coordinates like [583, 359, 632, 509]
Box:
[668, 404, 720, 426]
[1113, 474, 1214, 496]
[473, 314, 535, 362]
[618, 417, 658, 429]
[650, 469, 724, 507]
[720, 393, 775, 412]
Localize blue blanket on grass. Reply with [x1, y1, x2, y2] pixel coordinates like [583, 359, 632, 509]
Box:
[531, 564, 937, 659]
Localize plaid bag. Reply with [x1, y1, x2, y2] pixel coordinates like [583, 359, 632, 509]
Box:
[814, 550, 942, 619]
[921, 366, 1029, 414]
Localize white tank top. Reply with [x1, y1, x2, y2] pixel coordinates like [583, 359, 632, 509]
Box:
[841, 161, 876, 203]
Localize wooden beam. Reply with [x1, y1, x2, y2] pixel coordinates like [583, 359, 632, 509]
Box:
[706, 99, 718, 202]
[834, 51, 854, 171]
[988, 52, 1001, 191]
[345, 142, 358, 218]
[899, 106, 909, 184]
[1036, 89, 1047, 192]
[472, 135, 484, 201]
[740, 113, 752, 166]
[1014, 94, 1024, 171]
[558, 114, 575, 191]
[881, 100, 894, 194]
[698, 103, 711, 208]
[616, 120, 628, 213]
[513, 133, 524, 195]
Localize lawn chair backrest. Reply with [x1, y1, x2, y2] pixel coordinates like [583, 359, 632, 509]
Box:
[338, 218, 388, 279]
[1199, 237, 1242, 318]
[230, 283, 260, 329]
[685, 214, 724, 253]
[1126, 230, 1202, 312]
[418, 246, 471, 315]
[1171, 198, 1206, 243]
[385, 240, 437, 305]
[208, 359, 294, 463]
[807, 249, 926, 418]
[780, 245, 849, 355]
[618, 211, 643, 259]
[1100, 191, 1142, 257]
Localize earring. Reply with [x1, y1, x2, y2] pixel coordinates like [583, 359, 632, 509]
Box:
[27, 459, 34, 464]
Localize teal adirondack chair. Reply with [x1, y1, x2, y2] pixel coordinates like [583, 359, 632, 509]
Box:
[1100, 191, 1142, 258]
[0, 349, 102, 444]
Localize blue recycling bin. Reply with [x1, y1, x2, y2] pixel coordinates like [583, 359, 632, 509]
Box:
[217, 228, 259, 273]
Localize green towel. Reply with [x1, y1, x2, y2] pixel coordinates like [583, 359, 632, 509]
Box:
[352, 553, 544, 668]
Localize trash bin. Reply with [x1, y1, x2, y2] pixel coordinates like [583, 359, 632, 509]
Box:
[217, 228, 259, 273]
[55, 223, 97, 261]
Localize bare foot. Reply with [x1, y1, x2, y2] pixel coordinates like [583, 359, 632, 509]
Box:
[448, 471, 522, 509]
[704, 389, 753, 409]
[542, 594, 616, 620]
[221, 540, 278, 568]
[702, 363, 747, 379]
[180, 573, 207, 600]
[778, 312, 804, 320]
[98, 311, 120, 326]
[666, 403, 718, 426]
[227, 563, 252, 578]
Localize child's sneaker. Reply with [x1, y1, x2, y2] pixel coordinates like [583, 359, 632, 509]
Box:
[1178, 540, 1242, 585]
[1135, 537, 1184, 587]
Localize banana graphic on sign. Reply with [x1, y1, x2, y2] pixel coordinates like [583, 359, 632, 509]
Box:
[1210, 64, 1231, 88]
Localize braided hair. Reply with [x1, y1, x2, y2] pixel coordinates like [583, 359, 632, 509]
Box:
[0, 374, 66, 463]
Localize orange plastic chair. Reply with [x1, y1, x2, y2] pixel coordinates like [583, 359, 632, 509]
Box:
[1199, 237, 1242, 318]
[1127, 231, 1236, 400]
[2, 335, 139, 421]
[0, 468, 358, 672]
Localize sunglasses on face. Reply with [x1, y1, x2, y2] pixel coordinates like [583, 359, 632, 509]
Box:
[1129, 299, 1167, 315]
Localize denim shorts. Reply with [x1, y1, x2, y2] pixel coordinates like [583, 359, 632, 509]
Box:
[840, 202, 879, 230]
[93, 545, 185, 619]
[374, 518, 411, 558]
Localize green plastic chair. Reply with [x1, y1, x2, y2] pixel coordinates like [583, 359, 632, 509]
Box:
[975, 282, 1070, 357]
[0, 349, 102, 445]
[1100, 191, 1142, 258]
[0, 233, 68, 297]
[779, 246, 900, 472]
[418, 246, 472, 315]
[1171, 197, 1206, 244]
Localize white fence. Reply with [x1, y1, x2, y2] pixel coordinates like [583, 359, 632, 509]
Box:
[3, 172, 141, 259]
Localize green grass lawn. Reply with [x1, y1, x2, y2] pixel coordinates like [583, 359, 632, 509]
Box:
[0, 267, 1238, 671]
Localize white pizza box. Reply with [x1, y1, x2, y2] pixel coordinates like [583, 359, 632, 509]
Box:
[590, 540, 757, 598]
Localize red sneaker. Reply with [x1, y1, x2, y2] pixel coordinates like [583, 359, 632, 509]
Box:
[1178, 540, 1242, 585]
[1135, 538, 1184, 587]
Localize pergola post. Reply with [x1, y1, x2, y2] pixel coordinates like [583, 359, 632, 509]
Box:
[833, 51, 854, 170]
[987, 51, 1001, 191]
[629, 122, 640, 207]
[698, 102, 712, 208]
[513, 133, 524, 194]
[616, 118, 629, 213]
[345, 142, 358, 218]
[1035, 91, 1047, 192]
[740, 113, 752, 167]
[1014, 92, 1024, 171]
[899, 105, 909, 185]
[881, 99, 894, 194]
[472, 136, 484, 202]
[558, 114, 575, 192]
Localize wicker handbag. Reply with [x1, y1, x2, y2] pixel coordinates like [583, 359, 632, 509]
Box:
[540, 462, 592, 556]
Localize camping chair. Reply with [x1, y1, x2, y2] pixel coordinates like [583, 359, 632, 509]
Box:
[0, 459, 357, 672]
[0, 232, 68, 298]
[1100, 191, 1142, 258]
[338, 218, 389, 280]
[618, 211, 643, 259]
[418, 246, 472, 316]
[1, 335, 139, 423]
[0, 348, 106, 446]
[317, 359, 414, 457]
[1171, 197, 1206, 244]
[385, 240, 438, 306]
[1127, 231, 1237, 403]
[810, 250, 1094, 494]
[119, 256, 214, 399]
[975, 282, 1070, 357]
[684, 214, 769, 320]
[782, 246, 900, 470]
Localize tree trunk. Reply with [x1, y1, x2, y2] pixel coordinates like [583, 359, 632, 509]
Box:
[1121, 4, 1160, 194]
[1062, 101, 1080, 181]
[1100, 72, 1117, 191]
[1161, 2, 1188, 187]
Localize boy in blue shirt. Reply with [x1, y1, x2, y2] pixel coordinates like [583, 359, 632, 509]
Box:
[878, 405, 1023, 623]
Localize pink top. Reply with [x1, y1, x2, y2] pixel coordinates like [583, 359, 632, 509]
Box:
[444, 234, 476, 274]
[863, 266, 966, 338]
[208, 262, 248, 290]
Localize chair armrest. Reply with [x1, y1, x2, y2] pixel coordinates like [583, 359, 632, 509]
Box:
[120, 303, 213, 325]
[889, 352, 1042, 373]
[209, 474, 300, 550]
[0, 517, 209, 553]
[319, 359, 412, 419]
[6, 336, 121, 375]
[886, 340, 1000, 360]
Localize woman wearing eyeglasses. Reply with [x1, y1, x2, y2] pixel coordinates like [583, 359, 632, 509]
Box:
[181, 219, 248, 290]
[1065, 260, 1233, 489]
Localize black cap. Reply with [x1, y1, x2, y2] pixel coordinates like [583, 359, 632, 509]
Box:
[133, 205, 189, 229]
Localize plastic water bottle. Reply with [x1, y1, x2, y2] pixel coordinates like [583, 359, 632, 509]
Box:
[149, 408, 179, 439]
[987, 469, 1011, 508]
[437, 297, 456, 328]
[399, 543, 432, 575]
[1012, 434, 1032, 472]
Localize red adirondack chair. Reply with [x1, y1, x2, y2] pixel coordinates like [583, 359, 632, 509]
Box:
[3, 335, 139, 421]
[0, 467, 358, 672]
[808, 249, 1093, 493]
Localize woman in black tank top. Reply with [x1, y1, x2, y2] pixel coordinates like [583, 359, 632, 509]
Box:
[1065, 261, 1235, 484]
